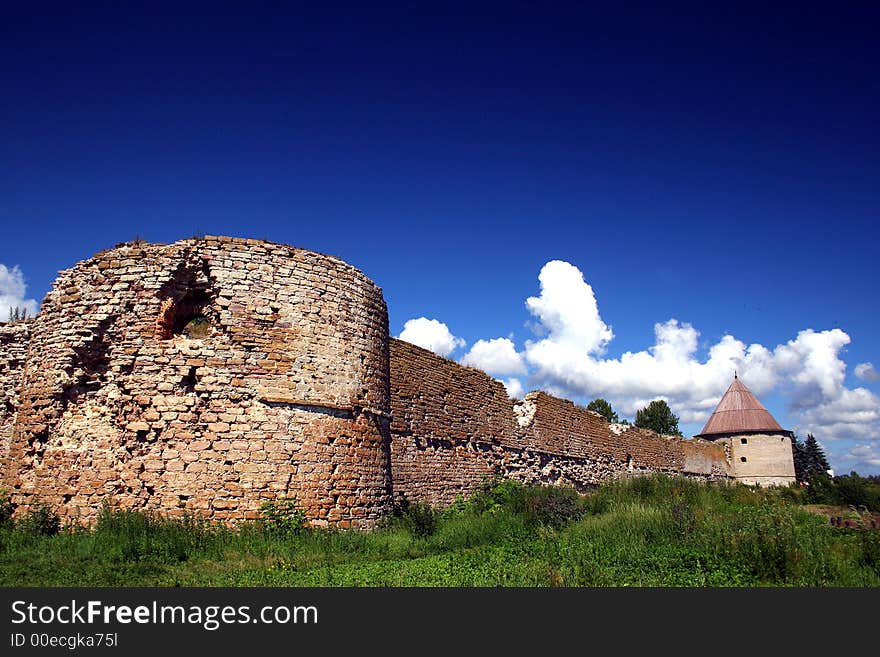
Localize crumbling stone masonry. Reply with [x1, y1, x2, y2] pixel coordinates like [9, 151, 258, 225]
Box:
[1, 236, 776, 527]
[389, 339, 729, 507]
[0, 321, 31, 480]
[389, 337, 518, 507]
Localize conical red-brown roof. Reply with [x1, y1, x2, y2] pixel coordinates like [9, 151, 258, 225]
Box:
[695, 374, 790, 438]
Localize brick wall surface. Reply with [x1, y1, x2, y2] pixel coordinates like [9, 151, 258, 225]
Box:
[390, 341, 730, 506]
[389, 338, 515, 506]
[511, 392, 729, 488]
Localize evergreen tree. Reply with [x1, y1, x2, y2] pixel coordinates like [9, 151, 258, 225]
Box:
[803, 433, 831, 476]
[634, 400, 681, 436]
[790, 434, 809, 483]
[586, 398, 619, 423]
[6, 306, 29, 323]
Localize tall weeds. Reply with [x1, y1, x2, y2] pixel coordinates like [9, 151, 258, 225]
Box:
[1, 475, 878, 586]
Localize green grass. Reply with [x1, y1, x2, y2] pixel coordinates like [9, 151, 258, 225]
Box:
[1, 475, 878, 587]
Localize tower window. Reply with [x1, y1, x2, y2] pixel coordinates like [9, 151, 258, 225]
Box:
[155, 258, 215, 340]
[740, 456, 747, 463]
[157, 288, 212, 340]
[741, 438, 748, 445]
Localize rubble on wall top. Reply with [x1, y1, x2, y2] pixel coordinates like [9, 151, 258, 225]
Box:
[513, 397, 536, 428]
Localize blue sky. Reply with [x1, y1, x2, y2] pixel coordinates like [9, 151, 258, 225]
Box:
[1, 3, 878, 474]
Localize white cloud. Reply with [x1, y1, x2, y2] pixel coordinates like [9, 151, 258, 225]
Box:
[394, 260, 880, 473]
[461, 337, 526, 376]
[398, 317, 465, 357]
[515, 260, 880, 461]
[523, 276, 750, 420]
[855, 362, 880, 382]
[795, 387, 880, 440]
[773, 328, 851, 407]
[843, 444, 880, 469]
[500, 378, 524, 399]
[0, 264, 38, 320]
[525, 260, 613, 355]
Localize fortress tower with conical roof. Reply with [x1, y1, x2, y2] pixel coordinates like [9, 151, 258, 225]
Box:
[695, 374, 796, 486]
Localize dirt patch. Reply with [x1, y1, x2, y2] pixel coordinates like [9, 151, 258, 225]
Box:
[803, 504, 860, 519]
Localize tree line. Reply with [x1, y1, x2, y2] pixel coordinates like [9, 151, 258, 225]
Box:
[5, 306, 31, 323]
[587, 397, 682, 436]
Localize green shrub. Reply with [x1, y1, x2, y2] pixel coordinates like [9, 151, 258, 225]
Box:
[775, 483, 806, 506]
[464, 477, 586, 528]
[796, 472, 880, 513]
[467, 476, 524, 514]
[833, 472, 880, 513]
[183, 316, 211, 338]
[259, 497, 307, 536]
[18, 503, 61, 536]
[0, 490, 14, 525]
[519, 484, 586, 528]
[802, 473, 835, 505]
[391, 498, 439, 537]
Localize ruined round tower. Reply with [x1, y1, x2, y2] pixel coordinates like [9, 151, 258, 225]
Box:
[4, 236, 393, 526]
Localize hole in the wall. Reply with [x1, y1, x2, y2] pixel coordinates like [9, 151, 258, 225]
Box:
[180, 366, 198, 392]
[26, 429, 48, 462]
[741, 438, 748, 445]
[740, 456, 747, 463]
[182, 315, 211, 338]
[156, 257, 218, 340]
[158, 289, 213, 340]
[117, 357, 136, 376]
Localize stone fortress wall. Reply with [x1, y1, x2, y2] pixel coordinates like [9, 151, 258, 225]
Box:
[389, 338, 729, 507]
[0, 236, 789, 526]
